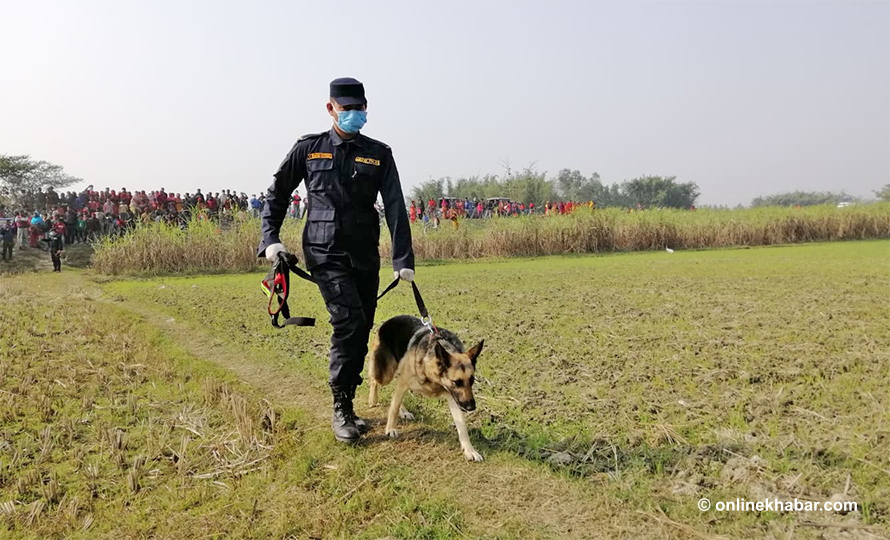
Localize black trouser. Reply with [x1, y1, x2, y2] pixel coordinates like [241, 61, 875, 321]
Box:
[310, 263, 380, 388]
[51, 251, 62, 271]
[1, 242, 12, 261]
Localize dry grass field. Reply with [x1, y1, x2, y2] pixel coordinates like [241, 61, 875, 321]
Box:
[1, 240, 888, 539]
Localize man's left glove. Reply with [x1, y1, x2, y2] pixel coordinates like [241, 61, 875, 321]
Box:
[265, 243, 286, 263]
[393, 268, 414, 282]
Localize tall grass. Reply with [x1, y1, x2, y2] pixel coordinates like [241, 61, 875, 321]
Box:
[91, 215, 301, 275]
[92, 204, 890, 275]
[400, 204, 890, 259]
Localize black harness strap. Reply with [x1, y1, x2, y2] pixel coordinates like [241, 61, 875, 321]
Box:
[264, 252, 316, 328]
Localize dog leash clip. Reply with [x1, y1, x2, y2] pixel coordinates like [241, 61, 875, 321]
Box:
[421, 315, 439, 336]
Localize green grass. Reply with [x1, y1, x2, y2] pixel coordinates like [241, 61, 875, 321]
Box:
[2, 240, 889, 539]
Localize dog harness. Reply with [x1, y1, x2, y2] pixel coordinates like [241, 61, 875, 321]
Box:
[261, 251, 316, 328]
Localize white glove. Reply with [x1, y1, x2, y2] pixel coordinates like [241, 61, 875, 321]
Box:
[265, 243, 286, 262]
[394, 268, 414, 282]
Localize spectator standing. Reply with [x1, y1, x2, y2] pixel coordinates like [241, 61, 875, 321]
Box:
[291, 193, 302, 219]
[29, 212, 44, 247]
[14, 211, 29, 249]
[76, 213, 87, 243]
[64, 208, 78, 245]
[1, 221, 15, 261]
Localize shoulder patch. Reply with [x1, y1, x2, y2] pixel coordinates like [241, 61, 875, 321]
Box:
[359, 134, 391, 150]
[298, 132, 326, 142]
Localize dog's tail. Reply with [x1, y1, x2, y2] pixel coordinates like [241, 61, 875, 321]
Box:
[367, 332, 398, 407]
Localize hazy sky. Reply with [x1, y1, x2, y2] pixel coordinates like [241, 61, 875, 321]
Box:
[2, 0, 887, 206]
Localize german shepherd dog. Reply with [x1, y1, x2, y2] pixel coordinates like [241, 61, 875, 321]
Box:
[367, 315, 485, 461]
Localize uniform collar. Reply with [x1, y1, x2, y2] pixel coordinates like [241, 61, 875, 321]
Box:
[329, 126, 365, 148]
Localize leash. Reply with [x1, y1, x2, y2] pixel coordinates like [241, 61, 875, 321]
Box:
[261, 251, 316, 328]
[377, 276, 440, 336]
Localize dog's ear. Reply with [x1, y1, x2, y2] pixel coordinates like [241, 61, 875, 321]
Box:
[433, 340, 450, 373]
[433, 339, 447, 359]
[467, 339, 484, 367]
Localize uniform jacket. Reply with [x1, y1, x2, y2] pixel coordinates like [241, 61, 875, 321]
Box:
[258, 128, 414, 272]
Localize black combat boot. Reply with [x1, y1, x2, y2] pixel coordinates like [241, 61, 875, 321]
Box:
[344, 385, 370, 434]
[330, 384, 361, 443]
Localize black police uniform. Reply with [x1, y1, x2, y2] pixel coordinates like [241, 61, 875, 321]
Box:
[48, 233, 64, 271]
[257, 129, 414, 390]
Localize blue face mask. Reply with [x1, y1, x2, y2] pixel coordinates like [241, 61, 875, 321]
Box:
[336, 109, 367, 133]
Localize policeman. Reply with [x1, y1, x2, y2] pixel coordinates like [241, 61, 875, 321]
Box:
[258, 77, 415, 443]
[47, 230, 64, 272]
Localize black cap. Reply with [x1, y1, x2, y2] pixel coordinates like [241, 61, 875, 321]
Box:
[330, 77, 366, 106]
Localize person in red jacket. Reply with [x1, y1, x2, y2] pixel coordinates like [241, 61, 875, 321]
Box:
[53, 217, 66, 236]
[14, 212, 29, 249]
[156, 188, 168, 209]
[291, 193, 302, 219]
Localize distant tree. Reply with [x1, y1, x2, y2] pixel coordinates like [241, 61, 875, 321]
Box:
[596, 183, 633, 208]
[873, 184, 890, 202]
[502, 166, 555, 206]
[409, 167, 699, 209]
[449, 174, 500, 201]
[661, 181, 701, 209]
[409, 178, 446, 204]
[555, 169, 585, 199]
[554, 169, 606, 202]
[621, 175, 700, 209]
[750, 191, 852, 207]
[0, 154, 82, 203]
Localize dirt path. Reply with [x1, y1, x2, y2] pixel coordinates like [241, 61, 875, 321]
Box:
[0, 243, 93, 274]
[57, 270, 666, 540]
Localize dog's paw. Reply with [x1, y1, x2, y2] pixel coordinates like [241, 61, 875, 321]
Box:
[463, 448, 484, 462]
[385, 429, 400, 438]
[399, 408, 415, 421]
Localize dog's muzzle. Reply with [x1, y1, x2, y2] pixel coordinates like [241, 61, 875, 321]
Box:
[458, 399, 476, 412]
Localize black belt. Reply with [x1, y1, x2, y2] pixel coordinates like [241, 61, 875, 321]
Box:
[261, 251, 316, 328]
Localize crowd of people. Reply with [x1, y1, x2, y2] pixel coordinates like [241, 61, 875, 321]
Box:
[280, 194, 594, 227]
[406, 197, 595, 227]
[0, 186, 271, 266]
[0, 185, 602, 267]
[10, 186, 260, 226]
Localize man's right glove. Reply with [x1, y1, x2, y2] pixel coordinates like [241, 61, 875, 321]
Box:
[393, 268, 415, 282]
[265, 243, 286, 262]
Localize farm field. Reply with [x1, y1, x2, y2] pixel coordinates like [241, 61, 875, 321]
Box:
[1, 240, 888, 539]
